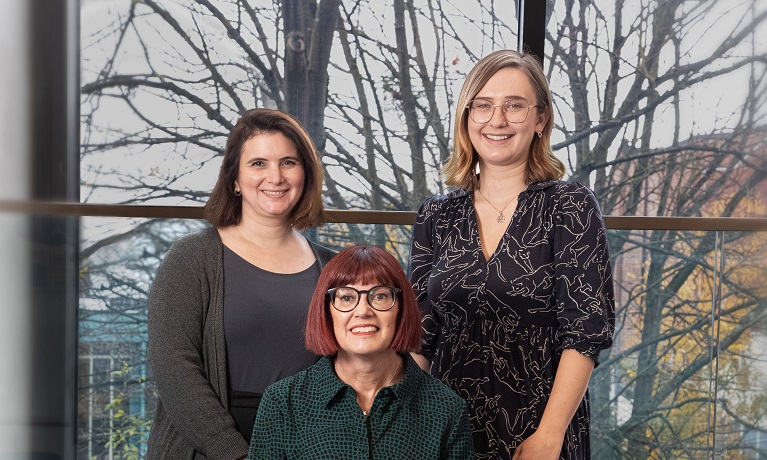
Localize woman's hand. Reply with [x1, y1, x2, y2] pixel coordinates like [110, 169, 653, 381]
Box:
[511, 428, 563, 460]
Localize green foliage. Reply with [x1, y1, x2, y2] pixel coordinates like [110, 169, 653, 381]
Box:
[103, 362, 151, 460]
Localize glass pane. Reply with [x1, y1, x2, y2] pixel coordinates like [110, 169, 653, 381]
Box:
[546, 0, 767, 217]
[78, 217, 208, 458]
[314, 222, 413, 267]
[713, 231, 767, 458]
[591, 229, 722, 459]
[80, 0, 518, 209]
[79, 217, 767, 458]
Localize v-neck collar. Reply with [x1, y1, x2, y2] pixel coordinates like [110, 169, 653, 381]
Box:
[464, 180, 555, 263]
[469, 190, 515, 263]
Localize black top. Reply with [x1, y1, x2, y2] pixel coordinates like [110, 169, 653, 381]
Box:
[408, 180, 615, 460]
[223, 246, 320, 393]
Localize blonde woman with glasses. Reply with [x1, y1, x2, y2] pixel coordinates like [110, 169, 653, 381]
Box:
[408, 50, 615, 460]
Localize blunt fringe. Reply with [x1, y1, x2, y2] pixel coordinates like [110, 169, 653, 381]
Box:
[305, 246, 422, 356]
[443, 50, 565, 189]
[204, 108, 325, 229]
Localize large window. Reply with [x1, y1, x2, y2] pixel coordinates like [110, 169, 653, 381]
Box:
[80, 0, 518, 210]
[74, 0, 766, 458]
[544, 1, 767, 458]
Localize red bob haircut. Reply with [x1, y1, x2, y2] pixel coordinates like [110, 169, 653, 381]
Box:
[305, 246, 422, 356]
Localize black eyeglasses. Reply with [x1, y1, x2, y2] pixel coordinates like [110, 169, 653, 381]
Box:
[327, 286, 401, 312]
[467, 99, 539, 124]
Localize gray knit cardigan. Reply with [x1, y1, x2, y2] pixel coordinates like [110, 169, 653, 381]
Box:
[146, 226, 335, 460]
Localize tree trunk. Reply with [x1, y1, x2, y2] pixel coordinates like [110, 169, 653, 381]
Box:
[282, 0, 347, 211]
[394, 0, 427, 207]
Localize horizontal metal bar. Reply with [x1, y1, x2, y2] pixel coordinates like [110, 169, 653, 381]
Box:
[0, 201, 207, 219]
[0, 200, 765, 231]
[603, 216, 766, 232]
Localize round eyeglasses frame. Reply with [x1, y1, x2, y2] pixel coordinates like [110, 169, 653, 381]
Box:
[327, 285, 401, 312]
[466, 100, 539, 124]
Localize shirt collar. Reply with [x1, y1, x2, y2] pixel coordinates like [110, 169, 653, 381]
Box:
[526, 180, 558, 192]
[317, 353, 421, 408]
[389, 353, 421, 402]
[314, 356, 349, 408]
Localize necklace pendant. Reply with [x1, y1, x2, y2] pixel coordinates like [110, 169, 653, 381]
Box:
[496, 211, 505, 223]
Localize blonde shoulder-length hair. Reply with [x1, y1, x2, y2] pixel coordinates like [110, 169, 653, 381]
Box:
[443, 50, 565, 189]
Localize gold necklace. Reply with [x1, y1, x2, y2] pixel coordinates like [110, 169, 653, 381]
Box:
[475, 187, 517, 223]
[361, 357, 402, 417]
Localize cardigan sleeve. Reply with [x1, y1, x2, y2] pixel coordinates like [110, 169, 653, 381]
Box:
[408, 196, 444, 361]
[148, 235, 249, 458]
[552, 183, 616, 366]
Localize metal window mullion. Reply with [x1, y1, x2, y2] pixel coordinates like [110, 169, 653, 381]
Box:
[707, 230, 725, 459]
[517, 0, 547, 63]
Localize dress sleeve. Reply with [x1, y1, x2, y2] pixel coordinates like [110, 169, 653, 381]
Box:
[553, 183, 615, 366]
[148, 239, 249, 458]
[407, 197, 443, 361]
[247, 387, 288, 459]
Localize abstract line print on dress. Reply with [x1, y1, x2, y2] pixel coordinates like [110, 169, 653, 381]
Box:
[409, 180, 615, 459]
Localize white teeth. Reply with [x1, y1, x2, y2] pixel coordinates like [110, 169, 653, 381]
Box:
[485, 134, 511, 141]
[352, 326, 379, 333]
[263, 190, 287, 196]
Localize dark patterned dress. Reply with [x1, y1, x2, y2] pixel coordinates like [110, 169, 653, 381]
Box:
[408, 180, 615, 459]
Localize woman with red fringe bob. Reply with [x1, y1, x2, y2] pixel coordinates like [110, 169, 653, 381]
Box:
[247, 245, 474, 459]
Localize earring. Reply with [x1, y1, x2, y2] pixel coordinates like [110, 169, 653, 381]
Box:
[537, 131, 542, 138]
[234, 188, 241, 196]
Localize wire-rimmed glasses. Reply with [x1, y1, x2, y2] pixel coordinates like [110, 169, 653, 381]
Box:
[327, 285, 401, 312]
[467, 99, 538, 124]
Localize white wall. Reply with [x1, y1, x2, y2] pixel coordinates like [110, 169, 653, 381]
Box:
[0, 0, 33, 456]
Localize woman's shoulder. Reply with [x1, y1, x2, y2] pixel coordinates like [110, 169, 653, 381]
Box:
[159, 226, 220, 268]
[555, 180, 595, 197]
[416, 189, 471, 216]
[414, 372, 465, 402]
[407, 361, 466, 413]
[531, 179, 594, 197]
[265, 357, 328, 392]
[263, 371, 300, 398]
[260, 369, 306, 406]
[534, 180, 603, 211]
[420, 188, 471, 206]
[170, 226, 220, 253]
[307, 240, 336, 266]
[261, 358, 331, 407]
